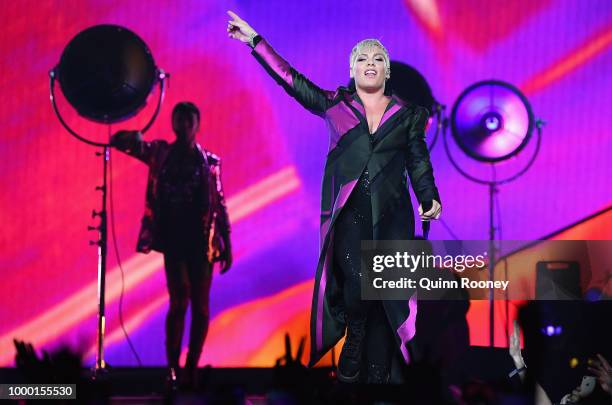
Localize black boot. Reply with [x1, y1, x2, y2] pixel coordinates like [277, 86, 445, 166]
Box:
[337, 319, 366, 383]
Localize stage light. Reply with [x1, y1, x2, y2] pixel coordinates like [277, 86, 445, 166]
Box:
[584, 287, 603, 301]
[450, 80, 534, 163]
[541, 324, 563, 336]
[57, 24, 157, 123]
[483, 112, 502, 131]
[50, 24, 168, 147]
[48, 25, 168, 374]
[443, 80, 544, 347]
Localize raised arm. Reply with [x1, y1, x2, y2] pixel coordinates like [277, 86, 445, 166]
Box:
[110, 130, 154, 165]
[227, 10, 334, 116]
[405, 107, 442, 220]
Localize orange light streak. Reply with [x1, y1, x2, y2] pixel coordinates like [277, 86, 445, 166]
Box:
[521, 26, 612, 94]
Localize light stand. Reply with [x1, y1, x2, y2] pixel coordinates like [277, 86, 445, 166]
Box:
[49, 42, 167, 375]
[444, 80, 544, 346]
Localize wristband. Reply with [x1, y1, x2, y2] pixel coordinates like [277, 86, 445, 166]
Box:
[508, 366, 527, 378]
[248, 34, 262, 49]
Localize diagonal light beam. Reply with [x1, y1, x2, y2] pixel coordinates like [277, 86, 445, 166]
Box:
[404, 0, 442, 36]
[521, 26, 612, 95]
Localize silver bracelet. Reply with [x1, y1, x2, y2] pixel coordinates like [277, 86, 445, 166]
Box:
[247, 33, 257, 48]
[508, 365, 527, 378]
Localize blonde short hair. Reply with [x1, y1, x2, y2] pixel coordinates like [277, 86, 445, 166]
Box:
[349, 39, 391, 78]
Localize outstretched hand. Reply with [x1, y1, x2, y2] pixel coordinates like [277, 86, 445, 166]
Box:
[509, 320, 525, 368]
[226, 10, 257, 44]
[110, 130, 140, 148]
[588, 353, 612, 393]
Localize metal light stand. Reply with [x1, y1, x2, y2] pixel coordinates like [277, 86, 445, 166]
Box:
[91, 145, 109, 372]
[442, 113, 545, 346]
[487, 178, 498, 347]
[49, 68, 167, 376]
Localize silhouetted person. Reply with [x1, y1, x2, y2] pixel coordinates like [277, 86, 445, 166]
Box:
[111, 101, 232, 388]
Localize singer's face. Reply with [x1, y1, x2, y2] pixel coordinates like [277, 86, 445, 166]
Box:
[172, 111, 199, 143]
[352, 46, 388, 92]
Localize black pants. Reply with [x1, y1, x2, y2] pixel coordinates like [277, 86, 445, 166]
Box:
[163, 249, 212, 370]
[333, 169, 395, 382]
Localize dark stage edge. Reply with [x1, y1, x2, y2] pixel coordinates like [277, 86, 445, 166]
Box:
[0, 366, 331, 391]
[0, 348, 521, 403]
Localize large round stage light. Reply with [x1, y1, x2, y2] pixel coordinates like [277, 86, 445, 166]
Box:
[48, 24, 168, 373]
[444, 79, 543, 348]
[450, 80, 535, 163]
[56, 24, 158, 124]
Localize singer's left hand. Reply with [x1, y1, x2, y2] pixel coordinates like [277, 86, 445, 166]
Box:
[419, 200, 441, 220]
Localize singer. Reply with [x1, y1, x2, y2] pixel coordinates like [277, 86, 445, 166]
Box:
[228, 11, 441, 383]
